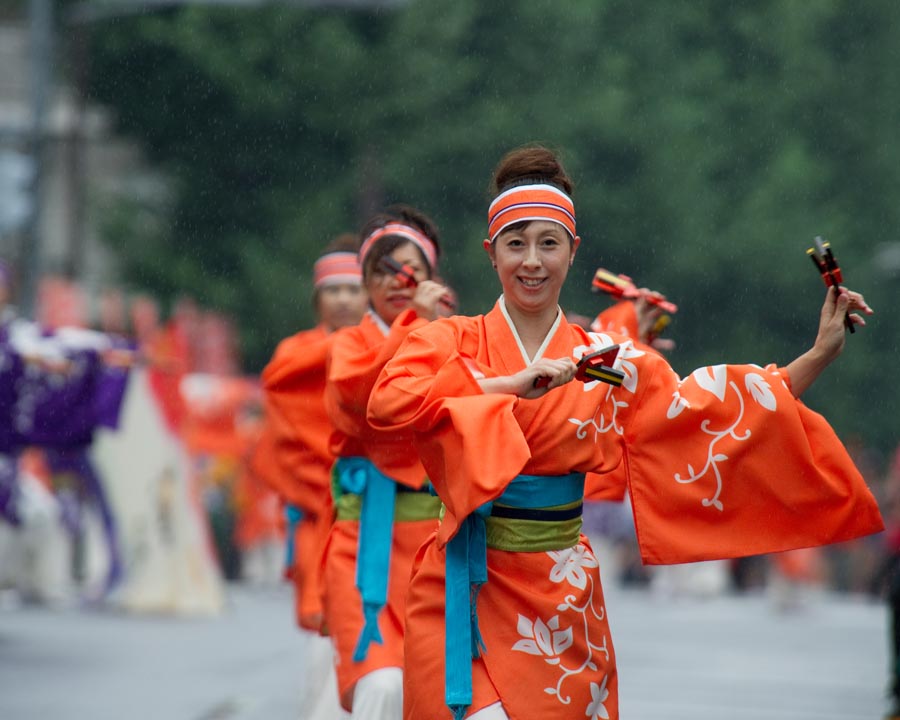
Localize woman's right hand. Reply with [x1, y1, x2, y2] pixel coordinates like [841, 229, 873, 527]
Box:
[522, 357, 578, 398]
[477, 357, 578, 398]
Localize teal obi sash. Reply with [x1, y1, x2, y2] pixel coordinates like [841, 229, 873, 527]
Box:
[335, 456, 397, 662]
[444, 472, 585, 720]
[283, 504, 304, 571]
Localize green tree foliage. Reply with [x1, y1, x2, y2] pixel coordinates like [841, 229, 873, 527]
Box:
[86, 0, 900, 458]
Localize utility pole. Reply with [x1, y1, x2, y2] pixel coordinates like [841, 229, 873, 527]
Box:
[63, 20, 89, 280]
[20, 0, 405, 319]
[19, 0, 52, 319]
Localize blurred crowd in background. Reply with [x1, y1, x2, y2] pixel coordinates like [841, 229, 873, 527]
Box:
[0, 266, 281, 613]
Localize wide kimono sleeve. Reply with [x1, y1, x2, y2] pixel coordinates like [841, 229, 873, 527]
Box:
[248, 418, 299, 505]
[260, 328, 333, 506]
[326, 310, 427, 443]
[585, 468, 627, 502]
[367, 318, 533, 547]
[616, 344, 884, 564]
[262, 329, 330, 395]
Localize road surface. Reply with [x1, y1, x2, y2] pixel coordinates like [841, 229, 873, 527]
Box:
[0, 582, 890, 719]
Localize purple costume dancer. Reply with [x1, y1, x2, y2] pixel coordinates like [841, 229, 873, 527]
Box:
[12, 325, 131, 597]
[0, 329, 24, 526]
[0, 260, 24, 526]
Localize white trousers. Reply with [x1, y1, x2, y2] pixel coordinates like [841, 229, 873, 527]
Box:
[299, 630, 349, 720]
[241, 539, 284, 587]
[351, 667, 402, 720]
[468, 702, 510, 720]
[348, 672, 508, 720]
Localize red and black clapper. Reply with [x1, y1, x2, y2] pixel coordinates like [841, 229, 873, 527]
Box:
[807, 236, 853, 334]
[591, 268, 678, 314]
[533, 344, 625, 389]
[379, 256, 457, 311]
[592, 268, 676, 337]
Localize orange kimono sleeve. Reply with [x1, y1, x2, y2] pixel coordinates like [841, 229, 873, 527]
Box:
[262, 328, 330, 394]
[259, 328, 334, 509]
[584, 468, 627, 502]
[368, 319, 531, 547]
[619, 351, 884, 564]
[326, 310, 427, 442]
[249, 419, 295, 502]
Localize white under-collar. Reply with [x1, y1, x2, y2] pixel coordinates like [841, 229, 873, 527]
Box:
[368, 308, 391, 337]
[498, 295, 562, 365]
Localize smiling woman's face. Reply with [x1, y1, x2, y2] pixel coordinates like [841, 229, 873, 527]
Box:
[485, 220, 579, 317]
[366, 241, 429, 325]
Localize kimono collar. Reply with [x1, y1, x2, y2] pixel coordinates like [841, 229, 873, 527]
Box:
[497, 295, 563, 365]
[367, 309, 391, 337]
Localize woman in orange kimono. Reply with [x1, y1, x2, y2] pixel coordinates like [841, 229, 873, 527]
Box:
[366, 145, 883, 720]
[261, 239, 366, 631]
[323, 205, 447, 717]
[258, 238, 366, 719]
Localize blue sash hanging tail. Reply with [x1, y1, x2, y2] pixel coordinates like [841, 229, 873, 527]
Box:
[283, 504, 304, 572]
[335, 456, 397, 662]
[445, 502, 491, 720]
[443, 472, 585, 720]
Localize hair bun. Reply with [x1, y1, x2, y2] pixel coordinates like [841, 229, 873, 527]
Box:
[493, 144, 573, 196]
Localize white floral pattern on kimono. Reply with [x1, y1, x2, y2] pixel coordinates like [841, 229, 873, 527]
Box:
[512, 545, 611, 718]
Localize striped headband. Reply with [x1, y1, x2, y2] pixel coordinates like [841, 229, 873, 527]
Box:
[313, 252, 363, 289]
[488, 183, 576, 242]
[358, 223, 438, 272]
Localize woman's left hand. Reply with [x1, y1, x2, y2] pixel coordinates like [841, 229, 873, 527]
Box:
[787, 285, 874, 397]
[813, 285, 874, 362]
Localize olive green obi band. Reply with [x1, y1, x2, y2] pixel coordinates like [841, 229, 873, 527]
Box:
[336, 489, 442, 522]
[485, 499, 583, 552]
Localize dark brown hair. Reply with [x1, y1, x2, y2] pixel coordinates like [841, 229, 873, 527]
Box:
[359, 204, 442, 281]
[320, 232, 361, 257]
[492, 144, 574, 197]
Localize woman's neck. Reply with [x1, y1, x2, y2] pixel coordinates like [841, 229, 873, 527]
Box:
[503, 299, 560, 361]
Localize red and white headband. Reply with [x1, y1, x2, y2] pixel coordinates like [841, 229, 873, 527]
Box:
[358, 223, 438, 271]
[313, 252, 362, 289]
[488, 183, 576, 242]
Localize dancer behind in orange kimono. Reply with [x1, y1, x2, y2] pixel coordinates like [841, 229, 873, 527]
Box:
[590, 284, 676, 354]
[323, 205, 447, 718]
[258, 236, 366, 718]
[367, 144, 883, 720]
[261, 236, 366, 631]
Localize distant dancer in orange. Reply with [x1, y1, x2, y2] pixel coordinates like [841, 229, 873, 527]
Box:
[257, 234, 366, 719]
[232, 403, 283, 586]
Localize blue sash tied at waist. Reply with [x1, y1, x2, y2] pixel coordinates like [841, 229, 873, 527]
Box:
[444, 472, 585, 720]
[283, 504, 304, 570]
